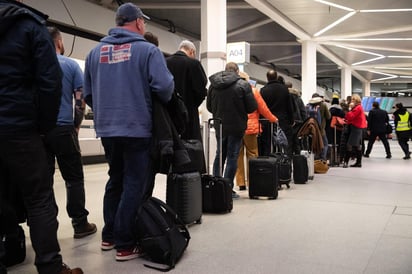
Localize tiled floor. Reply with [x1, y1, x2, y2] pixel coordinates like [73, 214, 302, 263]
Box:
[7, 140, 412, 274]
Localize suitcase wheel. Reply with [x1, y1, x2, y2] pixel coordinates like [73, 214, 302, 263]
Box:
[195, 218, 202, 224]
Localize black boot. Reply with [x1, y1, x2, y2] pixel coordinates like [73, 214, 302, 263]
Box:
[343, 152, 350, 168]
[350, 150, 362, 167]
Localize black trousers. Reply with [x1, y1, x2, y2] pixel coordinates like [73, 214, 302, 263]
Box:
[0, 133, 62, 274]
[44, 125, 89, 228]
[365, 131, 391, 156]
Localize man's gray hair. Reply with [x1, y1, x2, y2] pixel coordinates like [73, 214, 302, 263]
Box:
[178, 40, 196, 52]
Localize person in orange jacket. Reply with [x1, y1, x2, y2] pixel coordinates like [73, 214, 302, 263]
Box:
[235, 72, 278, 190]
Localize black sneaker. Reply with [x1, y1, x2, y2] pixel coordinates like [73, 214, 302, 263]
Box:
[74, 222, 97, 239]
[386, 155, 392, 159]
[239, 186, 246, 191]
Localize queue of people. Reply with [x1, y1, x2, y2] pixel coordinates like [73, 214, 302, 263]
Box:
[2, 1, 412, 274]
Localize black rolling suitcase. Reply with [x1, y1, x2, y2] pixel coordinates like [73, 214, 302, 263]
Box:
[166, 171, 202, 225]
[293, 154, 308, 184]
[328, 126, 340, 167]
[248, 156, 279, 199]
[271, 151, 291, 189]
[201, 118, 232, 213]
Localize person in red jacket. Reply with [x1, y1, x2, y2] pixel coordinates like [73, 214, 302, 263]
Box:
[235, 72, 278, 190]
[343, 94, 367, 168]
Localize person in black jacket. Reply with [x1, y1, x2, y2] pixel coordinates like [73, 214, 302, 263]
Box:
[0, 1, 82, 273]
[286, 82, 307, 154]
[364, 102, 392, 159]
[207, 62, 257, 198]
[260, 69, 294, 156]
[166, 40, 208, 141]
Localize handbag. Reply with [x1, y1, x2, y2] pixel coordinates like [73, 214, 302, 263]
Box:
[272, 123, 288, 148]
[330, 116, 345, 131]
[385, 123, 393, 134]
[314, 159, 329, 174]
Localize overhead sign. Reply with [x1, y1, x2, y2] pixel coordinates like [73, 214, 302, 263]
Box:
[226, 42, 250, 64]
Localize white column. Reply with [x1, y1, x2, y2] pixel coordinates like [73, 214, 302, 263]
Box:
[341, 67, 352, 100]
[301, 41, 317, 104]
[199, 0, 227, 122]
[363, 81, 371, 96]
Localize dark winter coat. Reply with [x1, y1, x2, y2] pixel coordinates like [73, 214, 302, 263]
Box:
[367, 107, 389, 134]
[166, 51, 207, 140]
[207, 71, 257, 137]
[260, 80, 294, 125]
[0, 0, 62, 136]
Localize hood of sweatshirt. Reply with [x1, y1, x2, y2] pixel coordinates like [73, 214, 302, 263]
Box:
[101, 28, 146, 44]
[209, 71, 240, 89]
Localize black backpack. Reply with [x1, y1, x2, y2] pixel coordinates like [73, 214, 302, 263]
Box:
[135, 197, 190, 272]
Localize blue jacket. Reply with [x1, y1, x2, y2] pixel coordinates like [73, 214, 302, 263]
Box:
[0, 0, 62, 136]
[84, 28, 174, 138]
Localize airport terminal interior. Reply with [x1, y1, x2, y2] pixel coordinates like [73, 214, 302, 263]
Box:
[7, 141, 412, 274]
[4, 0, 412, 273]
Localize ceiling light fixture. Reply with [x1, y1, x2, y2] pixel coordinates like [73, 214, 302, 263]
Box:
[399, 76, 412, 78]
[314, 11, 356, 37]
[334, 45, 386, 66]
[360, 9, 412, 13]
[388, 55, 412, 58]
[334, 38, 412, 41]
[352, 56, 385, 66]
[375, 67, 412, 70]
[369, 71, 398, 82]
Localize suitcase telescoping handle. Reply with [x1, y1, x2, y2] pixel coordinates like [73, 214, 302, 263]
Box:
[204, 118, 223, 176]
[258, 118, 275, 153]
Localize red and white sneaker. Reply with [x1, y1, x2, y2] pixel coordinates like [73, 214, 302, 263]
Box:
[115, 246, 143, 261]
[101, 241, 115, 251]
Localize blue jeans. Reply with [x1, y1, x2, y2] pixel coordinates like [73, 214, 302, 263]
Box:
[0, 133, 62, 274]
[321, 134, 328, 160]
[212, 133, 243, 186]
[101, 137, 151, 250]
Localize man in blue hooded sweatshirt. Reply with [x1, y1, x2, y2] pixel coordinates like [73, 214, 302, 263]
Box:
[83, 3, 174, 262]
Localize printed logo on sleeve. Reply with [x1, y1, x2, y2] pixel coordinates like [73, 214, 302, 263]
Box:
[100, 44, 131, 64]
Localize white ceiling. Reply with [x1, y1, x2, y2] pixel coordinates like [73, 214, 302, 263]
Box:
[88, 0, 412, 91]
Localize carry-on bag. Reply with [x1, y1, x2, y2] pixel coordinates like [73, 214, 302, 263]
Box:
[300, 135, 314, 180]
[166, 171, 202, 225]
[135, 197, 190, 272]
[201, 118, 233, 213]
[292, 153, 308, 184]
[172, 139, 206, 174]
[271, 150, 291, 189]
[328, 124, 340, 167]
[248, 156, 279, 199]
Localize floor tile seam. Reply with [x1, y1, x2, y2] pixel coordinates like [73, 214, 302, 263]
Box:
[361, 208, 396, 274]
